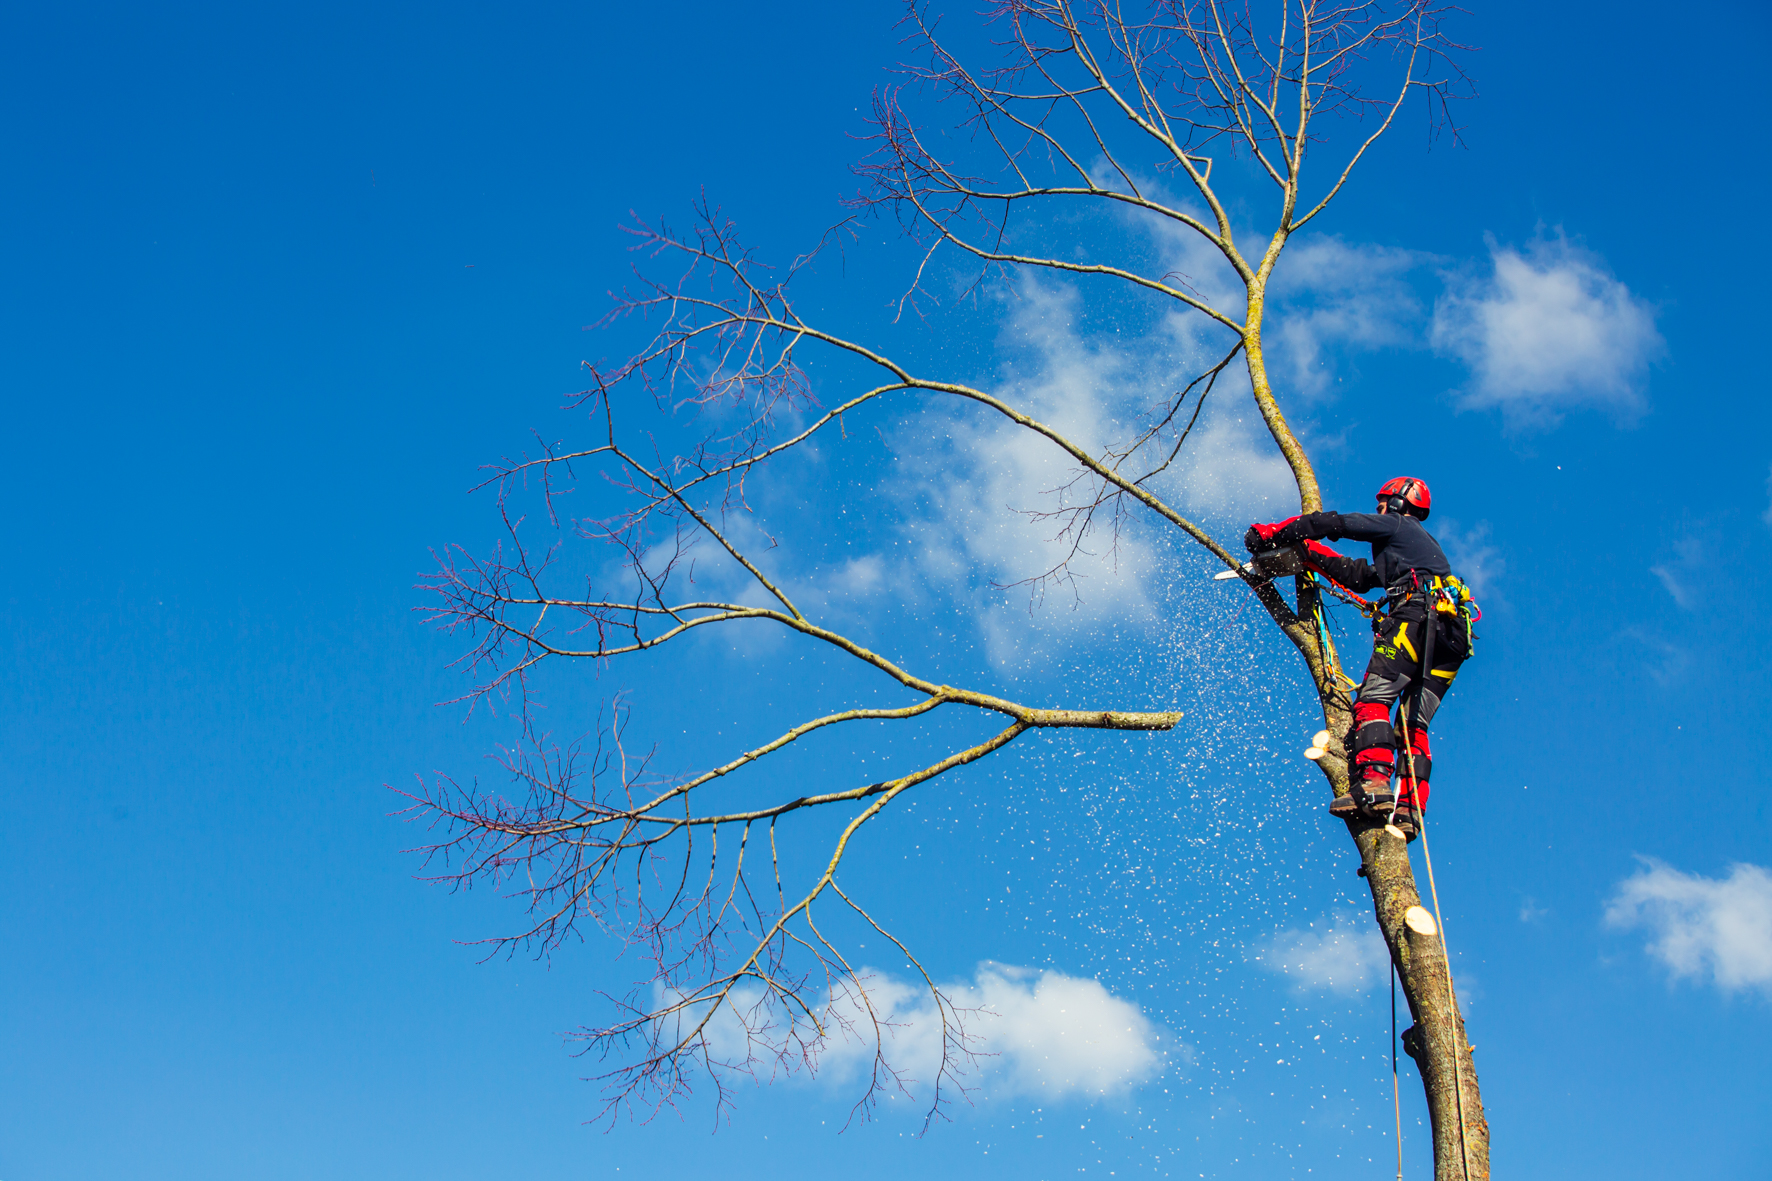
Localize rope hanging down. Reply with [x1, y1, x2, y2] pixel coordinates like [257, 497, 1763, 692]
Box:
[1393, 599, 1474, 1181]
[1391, 962, 1404, 1181]
[1413, 806, 1472, 1181]
[1312, 568, 1477, 1179]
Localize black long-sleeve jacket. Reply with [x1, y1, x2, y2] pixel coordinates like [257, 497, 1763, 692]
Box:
[1269, 510, 1450, 593]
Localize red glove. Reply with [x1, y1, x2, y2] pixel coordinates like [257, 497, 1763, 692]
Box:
[1245, 520, 1342, 576]
[1244, 517, 1299, 551]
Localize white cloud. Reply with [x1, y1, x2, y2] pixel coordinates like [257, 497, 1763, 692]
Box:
[1139, 209, 1435, 403]
[1432, 234, 1662, 426]
[678, 962, 1164, 1107]
[1136, 198, 1251, 329]
[1605, 859, 1772, 996]
[1255, 915, 1391, 995]
[1268, 237, 1431, 397]
[1618, 625, 1692, 685]
[810, 963, 1166, 1103]
[864, 213, 1656, 658]
[889, 274, 1292, 663]
[959, 963, 1165, 1096]
[1435, 518, 1505, 602]
[1649, 537, 1705, 610]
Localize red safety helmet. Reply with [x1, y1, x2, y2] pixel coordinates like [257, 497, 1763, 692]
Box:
[1376, 476, 1432, 520]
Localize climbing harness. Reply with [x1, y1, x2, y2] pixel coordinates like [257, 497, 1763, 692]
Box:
[1426, 574, 1481, 657]
[1306, 570, 1384, 696]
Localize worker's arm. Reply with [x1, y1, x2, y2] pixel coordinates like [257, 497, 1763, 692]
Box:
[1257, 510, 1400, 548]
[1243, 516, 1382, 592]
[1308, 549, 1381, 593]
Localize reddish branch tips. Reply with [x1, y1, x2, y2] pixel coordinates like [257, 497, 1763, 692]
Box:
[411, 0, 1468, 1131]
[852, 0, 1470, 305]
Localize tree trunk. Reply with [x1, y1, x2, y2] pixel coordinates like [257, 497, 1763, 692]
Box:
[1276, 585, 1490, 1180]
[1356, 819, 1490, 1180]
[1241, 250, 1487, 1180]
[1310, 693, 1490, 1179]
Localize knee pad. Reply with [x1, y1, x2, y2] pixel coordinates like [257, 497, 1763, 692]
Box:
[1348, 701, 1396, 782]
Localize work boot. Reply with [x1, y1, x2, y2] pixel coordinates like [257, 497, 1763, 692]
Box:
[1388, 801, 1419, 841]
[1328, 783, 1395, 821]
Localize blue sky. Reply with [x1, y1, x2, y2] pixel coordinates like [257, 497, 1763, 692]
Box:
[3, 1, 1770, 1178]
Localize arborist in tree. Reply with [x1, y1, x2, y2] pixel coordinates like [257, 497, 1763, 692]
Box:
[1244, 477, 1477, 840]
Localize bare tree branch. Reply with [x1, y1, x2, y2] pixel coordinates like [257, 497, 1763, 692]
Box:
[411, 2, 1484, 1172]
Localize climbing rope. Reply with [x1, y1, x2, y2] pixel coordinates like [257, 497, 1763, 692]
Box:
[1311, 601, 1360, 695]
[1305, 567, 1478, 1178]
[1310, 568, 1388, 622]
[1306, 573, 1375, 696]
[1391, 961, 1404, 1180]
[1414, 807, 1472, 1181]
[1393, 606, 1473, 1181]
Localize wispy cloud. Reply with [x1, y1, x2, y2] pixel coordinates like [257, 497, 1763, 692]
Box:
[1254, 915, 1391, 995]
[1435, 518, 1505, 602]
[1618, 625, 1692, 686]
[1268, 236, 1432, 397]
[1140, 208, 1438, 405]
[860, 223, 1655, 658]
[1432, 233, 1662, 427]
[1649, 538, 1705, 610]
[1605, 858, 1772, 996]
